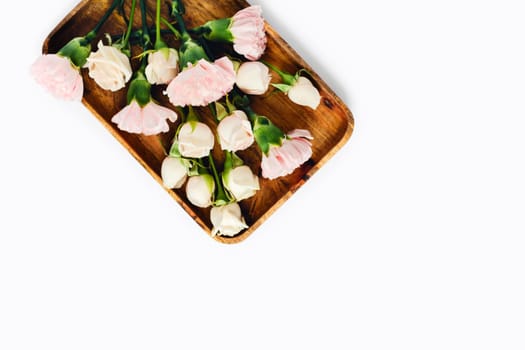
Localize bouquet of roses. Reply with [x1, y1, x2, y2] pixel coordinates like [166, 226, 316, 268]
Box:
[32, 0, 322, 238]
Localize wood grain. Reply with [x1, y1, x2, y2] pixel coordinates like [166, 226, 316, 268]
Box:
[43, 0, 354, 243]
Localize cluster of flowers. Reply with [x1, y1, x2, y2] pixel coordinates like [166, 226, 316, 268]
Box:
[31, 0, 321, 237]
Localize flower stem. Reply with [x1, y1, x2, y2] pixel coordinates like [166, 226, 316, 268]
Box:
[243, 106, 259, 124]
[154, 0, 168, 49]
[172, 10, 190, 41]
[140, 0, 152, 48]
[121, 0, 137, 48]
[156, 0, 162, 43]
[161, 18, 181, 39]
[185, 106, 199, 122]
[262, 60, 296, 85]
[209, 154, 230, 205]
[85, 0, 122, 42]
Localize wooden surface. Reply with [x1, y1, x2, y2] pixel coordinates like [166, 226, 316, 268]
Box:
[43, 0, 354, 243]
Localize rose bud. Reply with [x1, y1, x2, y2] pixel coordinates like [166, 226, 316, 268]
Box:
[235, 61, 271, 95]
[217, 110, 254, 152]
[210, 203, 248, 237]
[161, 157, 188, 189]
[145, 48, 179, 85]
[223, 165, 260, 201]
[287, 76, 321, 110]
[86, 41, 132, 91]
[186, 174, 215, 208]
[177, 121, 215, 158]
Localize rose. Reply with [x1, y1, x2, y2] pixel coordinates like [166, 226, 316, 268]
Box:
[177, 121, 215, 158]
[230, 6, 266, 60]
[199, 5, 266, 61]
[249, 110, 313, 179]
[287, 76, 321, 110]
[210, 203, 248, 237]
[111, 66, 177, 135]
[31, 36, 92, 101]
[31, 54, 84, 101]
[145, 48, 179, 85]
[186, 174, 215, 208]
[235, 62, 271, 95]
[85, 41, 132, 91]
[260, 129, 313, 179]
[111, 100, 178, 135]
[166, 57, 235, 107]
[223, 165, 260, 201]
[217, 111, 254, 152]
[161, 157, 188, 189]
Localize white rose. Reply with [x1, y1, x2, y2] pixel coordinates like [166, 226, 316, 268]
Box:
[145, 48, 179, 85]
[86, 41, 132, 91]
[235, 61, 271, 95]
[161, 157, 187, 189]
[186, 174, 215, 208]
[287, 76, 321, 110]
[223, 165, 259, 201]
[211, 203, 248, 237]
[217, 110, 254, 152]
[178, 122, 215, 158]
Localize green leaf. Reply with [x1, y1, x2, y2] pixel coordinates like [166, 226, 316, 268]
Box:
[169, 139, 181, 158]
[252, 116, 285, 155]
[127, 75, 151, 106]
[271, 83, 292, 93]
[202, 18, 234, 43]
[58, 37, 92, 68]
[214, 102, 229, 121]
[171, 0, 185, 15]
[179, 38, 208, 68]
[186, 160, 201, 176]
[231, 152, 244, 168]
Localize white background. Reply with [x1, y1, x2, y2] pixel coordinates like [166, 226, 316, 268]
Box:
[1, 0, 524, 349]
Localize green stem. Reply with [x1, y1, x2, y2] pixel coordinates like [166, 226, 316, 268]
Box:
[86, 0, 122, 42]
[156, 0, 162, 44]
[224, 151, 234, 171]
[161, 18, 181, 39]
[140, 0, 152, 48]
[225, 95, 236, 113]
[121, 0, 137, 48]
[243, 106, 258, 124]
[208, 154, 229, 205]
[154, 0, 168, 49]
[172, 10, 190, 41]
[262, 60, 296, 85]
[186, 106, 199, 123]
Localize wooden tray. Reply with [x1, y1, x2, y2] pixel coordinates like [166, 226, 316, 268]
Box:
[43, 0, 354, 243]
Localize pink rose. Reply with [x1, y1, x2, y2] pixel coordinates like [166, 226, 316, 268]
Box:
[231, 6, 267, 60]
[111, 100, 178, 136]
[31, 54, 83, 101]
[261, 129, 313, 180]
[166, 57, 235, 107]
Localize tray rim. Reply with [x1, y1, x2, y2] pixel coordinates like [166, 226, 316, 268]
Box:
[42, 0, 355, 244]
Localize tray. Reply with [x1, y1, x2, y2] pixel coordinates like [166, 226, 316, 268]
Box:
[42, 0, 354, 243]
